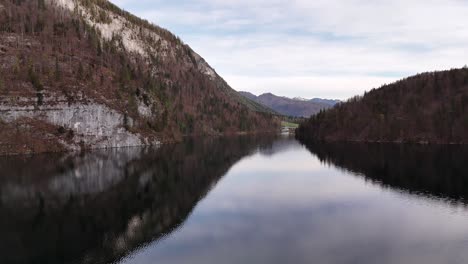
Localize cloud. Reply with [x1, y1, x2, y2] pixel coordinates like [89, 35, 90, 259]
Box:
[109, 0, 468, 99]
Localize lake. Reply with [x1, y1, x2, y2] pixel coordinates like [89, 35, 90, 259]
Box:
[2, 136, 468, 264]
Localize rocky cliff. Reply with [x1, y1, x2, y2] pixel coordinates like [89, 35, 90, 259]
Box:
[0, 0, 279, 155]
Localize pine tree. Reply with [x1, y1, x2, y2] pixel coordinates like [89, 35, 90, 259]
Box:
[54, 57, 61, 81]
[77, 62, 84, 80]
[37, 0, 46, 10]
[28, 66, 44, 91]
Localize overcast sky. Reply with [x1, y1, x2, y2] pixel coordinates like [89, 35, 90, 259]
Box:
[109, 0, 468, 100]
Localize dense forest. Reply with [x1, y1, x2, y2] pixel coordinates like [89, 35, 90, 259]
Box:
[0, 0, 278, 154]
[296, 68, 468, 144]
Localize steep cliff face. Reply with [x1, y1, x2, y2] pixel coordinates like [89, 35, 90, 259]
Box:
[0, 94, 151, 154]
[0, 0, 279, 155]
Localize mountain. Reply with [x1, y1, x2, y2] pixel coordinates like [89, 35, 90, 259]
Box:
[0, 0, 279, 155]
[239, 91, 258, 101]
[310, 98, 341, 106]
[296, 68, 468, 144]
[239, 92, 339, 117]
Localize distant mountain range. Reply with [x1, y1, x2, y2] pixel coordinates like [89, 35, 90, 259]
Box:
[239, 92, 340, 117]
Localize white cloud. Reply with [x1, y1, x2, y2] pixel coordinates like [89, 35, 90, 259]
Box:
[109, 0, 468, 99]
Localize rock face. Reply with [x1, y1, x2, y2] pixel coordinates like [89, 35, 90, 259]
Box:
[0, 0, 279, 155]
[0, 94, 153, 151]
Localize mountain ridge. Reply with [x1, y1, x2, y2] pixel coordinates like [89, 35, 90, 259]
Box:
[239, 91, 339, 117]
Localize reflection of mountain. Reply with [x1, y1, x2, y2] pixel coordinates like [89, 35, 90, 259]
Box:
[305, 143, 468, 204]
[0, 135, 276, 264]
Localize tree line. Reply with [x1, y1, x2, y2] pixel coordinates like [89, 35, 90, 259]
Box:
[296, 68, 468, 144]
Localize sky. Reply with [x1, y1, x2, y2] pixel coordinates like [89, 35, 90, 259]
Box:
[109, 0, 468, 100]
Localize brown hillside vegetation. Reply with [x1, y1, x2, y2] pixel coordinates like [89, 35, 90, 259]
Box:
[0, 0, 279, 154]
[296, 68, 468, 144]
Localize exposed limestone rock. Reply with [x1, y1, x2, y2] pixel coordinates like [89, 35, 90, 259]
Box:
[50, 0, 218, 80]
[137, 100, 153, 118]
[0, 94, 160, 151]
[192, 51, 217, 80]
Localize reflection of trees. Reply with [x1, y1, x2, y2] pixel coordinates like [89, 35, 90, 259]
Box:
[257, 136, 298, 156]
[0, 135, 276, 264]
[305, 143, 468, 204]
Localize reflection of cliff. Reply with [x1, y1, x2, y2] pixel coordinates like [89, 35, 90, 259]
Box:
[0, 135, 276, 264]
[305, 143, 468, 203]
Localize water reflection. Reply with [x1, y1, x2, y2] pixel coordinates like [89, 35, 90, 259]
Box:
[304, 143, 468, 204]
[122, 139, 468, 264]
[0, 135, 279, 264]
[4, 138, 468, 264]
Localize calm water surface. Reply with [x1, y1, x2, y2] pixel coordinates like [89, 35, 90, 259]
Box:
[2, 136, 468, 264]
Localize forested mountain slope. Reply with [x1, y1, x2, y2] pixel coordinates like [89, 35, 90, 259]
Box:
[296, 68, 468, 144]
[0, 0, 279, 155]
